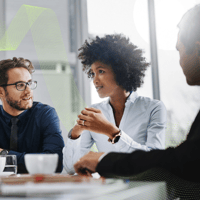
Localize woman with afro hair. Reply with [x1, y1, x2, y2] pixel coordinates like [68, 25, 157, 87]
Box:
[63, 34, 167, 174]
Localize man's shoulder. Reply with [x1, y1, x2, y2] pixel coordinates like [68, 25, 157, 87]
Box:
[30, 102, 55, 114]
[32, 101, 52, 108]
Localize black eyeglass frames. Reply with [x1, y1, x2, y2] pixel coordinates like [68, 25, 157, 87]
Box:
[0, 81, 37, 91]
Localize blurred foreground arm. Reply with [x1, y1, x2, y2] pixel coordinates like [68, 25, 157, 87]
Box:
[74, 152, 104, 175]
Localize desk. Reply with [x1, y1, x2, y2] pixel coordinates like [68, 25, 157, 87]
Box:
[0, 174, 166, 199]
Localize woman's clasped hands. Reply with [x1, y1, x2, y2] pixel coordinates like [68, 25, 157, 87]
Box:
[71, 107, 119, 140]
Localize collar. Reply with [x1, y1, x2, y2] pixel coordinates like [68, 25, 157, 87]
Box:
[126, 91, 138, 104]
[104, 91, 138, 105]
[0, 105, 28, 125]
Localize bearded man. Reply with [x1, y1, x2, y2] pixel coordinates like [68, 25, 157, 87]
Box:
[0, 57, 64, 173]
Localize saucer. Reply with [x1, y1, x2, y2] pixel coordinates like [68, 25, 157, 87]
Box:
[0, 172, 14, 176]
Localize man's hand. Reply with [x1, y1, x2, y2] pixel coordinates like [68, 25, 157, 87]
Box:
[74, 151, 104, 176]
[77, 107, 119, 139]
[0, 148, 3, 153]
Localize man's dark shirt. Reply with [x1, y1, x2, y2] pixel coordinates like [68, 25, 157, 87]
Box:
[97, 110, 200, 183]
[0, 102, 65, 173]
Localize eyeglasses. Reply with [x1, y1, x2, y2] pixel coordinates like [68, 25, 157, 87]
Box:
[0, 81, 37, 91]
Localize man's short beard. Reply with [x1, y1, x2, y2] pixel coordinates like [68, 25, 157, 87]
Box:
[5, 89, 33, 111]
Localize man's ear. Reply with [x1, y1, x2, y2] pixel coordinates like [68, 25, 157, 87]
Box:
[195, 41, 200, 56]
[0, 87, 5, 99]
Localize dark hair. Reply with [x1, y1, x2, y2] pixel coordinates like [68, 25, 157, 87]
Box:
[78, 34, 150, 92]
[0, 57, 34, 86]
[178, 4, 200, 54]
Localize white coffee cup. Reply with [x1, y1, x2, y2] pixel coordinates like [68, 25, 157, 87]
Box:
[24, 154, 58, 174]
[0, 156, 6, 172]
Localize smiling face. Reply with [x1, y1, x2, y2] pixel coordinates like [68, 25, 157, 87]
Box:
[91, 61, 124, 98]
[176, 32, 200, 85]
[0, 67, 33, 116]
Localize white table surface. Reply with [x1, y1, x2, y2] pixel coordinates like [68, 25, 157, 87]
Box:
[0, 176, 166, 200]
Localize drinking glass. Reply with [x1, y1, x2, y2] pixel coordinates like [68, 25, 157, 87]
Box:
[3, 155, 17, 174]
[0, 156, 6, 172]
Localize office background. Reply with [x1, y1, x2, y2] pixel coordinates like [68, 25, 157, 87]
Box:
[0, 0, 200, 148]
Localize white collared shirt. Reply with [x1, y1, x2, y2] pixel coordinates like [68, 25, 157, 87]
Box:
[63, 92, 167, 174]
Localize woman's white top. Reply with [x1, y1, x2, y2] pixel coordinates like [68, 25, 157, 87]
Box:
[63, 92, 167, 174]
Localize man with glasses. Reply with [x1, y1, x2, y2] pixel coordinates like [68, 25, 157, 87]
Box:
[0, 57, 64, 173]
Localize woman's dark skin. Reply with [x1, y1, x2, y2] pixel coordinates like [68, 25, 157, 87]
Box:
[71, 61, 130, 140]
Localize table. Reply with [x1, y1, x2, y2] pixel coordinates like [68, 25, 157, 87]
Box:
[0, 174, 167, 199]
